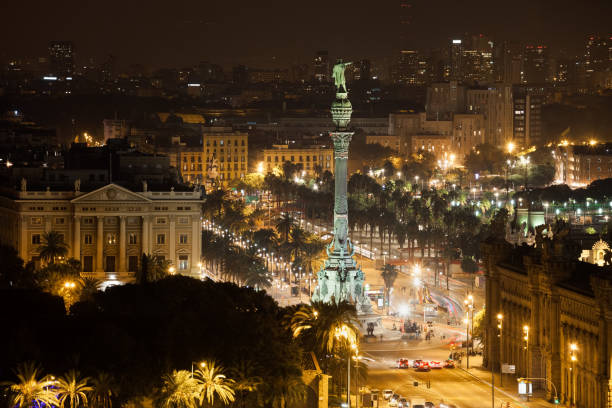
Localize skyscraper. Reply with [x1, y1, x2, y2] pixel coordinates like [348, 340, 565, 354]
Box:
[585, 35, 610, 73]
[314, 51, 330, 82]
[523, 45, 550, 84]
[48, 41, 75, 76]
[449, 39, 463, 81]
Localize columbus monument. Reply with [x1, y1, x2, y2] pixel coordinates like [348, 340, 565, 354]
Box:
[312, 60, 372, 314]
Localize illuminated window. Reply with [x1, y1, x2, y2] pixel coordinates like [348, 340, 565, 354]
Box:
[106, 233, 117, 244]
[129, 233, 137, 244]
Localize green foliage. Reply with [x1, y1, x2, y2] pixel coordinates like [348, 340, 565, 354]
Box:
[471, 308, 486, 341]
[464, 143, 507, 174]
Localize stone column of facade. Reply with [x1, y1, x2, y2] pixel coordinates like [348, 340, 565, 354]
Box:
[192, 217, 201, 274]
[73, 216, 81, 264]
[142, 215, 150, 255]
[169, 215, 176, 266]
[19, 215, 28, 261]
[549, 292, 562, 401]
[119, 216, 126, 272]
[96, 216, 104, 272]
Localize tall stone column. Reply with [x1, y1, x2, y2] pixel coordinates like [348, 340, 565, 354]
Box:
[330, 132, 352, 252]
[169, 215, 176, 266]
[119, 216, 126, 272]
[96, 216, 104, 272]
[311, 62, 371, 315]
[20, 215, 28, 261]
[192, 217, 201, 274]
[73, 216, 81, 263]
[142, 215, 150, 255]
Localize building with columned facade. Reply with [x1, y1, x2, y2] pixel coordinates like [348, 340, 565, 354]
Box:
[0, 183, 204, 282]
[482, 232, 612, 407]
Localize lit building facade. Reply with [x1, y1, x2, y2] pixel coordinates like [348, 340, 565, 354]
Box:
[452, 113, 485, 157]
[554, 143, 612, 187]
[48, 41, 74, 76]
[365, 135, 401, 152]
[483, 238, 612, 408]
[466, 85, 513, 147]
[0, 184, 204, 281]
[179, 132, 248, 187]
[261, 144, 334, 177]
[513, 86, 544, 147]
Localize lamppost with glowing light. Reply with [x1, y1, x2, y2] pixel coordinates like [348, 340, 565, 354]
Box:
[464, 294, 474, 369]
[523, 325, 530, 378]
[569, 343, 578, 406]
[191, 361, 206, 377]
[497, 313, 503, 386]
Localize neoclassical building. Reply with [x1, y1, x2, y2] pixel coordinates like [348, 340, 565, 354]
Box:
[0, 183, 204, 281]
[483, 233, 612, 407]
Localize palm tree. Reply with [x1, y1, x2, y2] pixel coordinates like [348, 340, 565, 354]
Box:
[158, 370, 199, 408]
[194, 361, 235, 406]
[275, 213, 296, 243]
[56, 370, 93, 408]
[79, 278, 102, 303]
[243, 263, 272, 290]
[265, 375, 305, 408]
[38, 231, 69, 264]
[381, 264, 398, 315]
[4, 362, 58, 408]
[228, 359, 262, 408]
[290, 300, 359, 355]
[89, 372, 114, 408]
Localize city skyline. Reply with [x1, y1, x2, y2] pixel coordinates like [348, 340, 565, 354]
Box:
[1, 0, 611, 69]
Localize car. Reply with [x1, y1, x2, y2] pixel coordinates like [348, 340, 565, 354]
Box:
[416, 362, 431, 372]
[429, 360, 443, 369]
[424, 403, 435, 408]
[410, 398, 426, 408]
[412, 359, 423, 368]
[382, 389, 394, 400]
[392, 394, 400, 402]
[397, 358, 410, 369]
[398, 397, 409, 408]
[443, 359, 455, 368]
[388, 397, 398, 407]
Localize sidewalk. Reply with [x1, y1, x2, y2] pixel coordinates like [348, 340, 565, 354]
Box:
[460, 355, 563, 408]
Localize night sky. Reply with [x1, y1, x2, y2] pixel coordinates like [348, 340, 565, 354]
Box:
[1, 0, 610, 69]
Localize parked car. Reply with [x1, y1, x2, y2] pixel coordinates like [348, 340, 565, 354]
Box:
[443, 359, 455, 368]
[382, 389, 394, 400]
[398, 397, 409, 408]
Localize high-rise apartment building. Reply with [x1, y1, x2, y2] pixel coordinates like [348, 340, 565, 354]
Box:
[585, 35, 610, 73]
[314, 51, 330, 82]
[465, 85, 513, 146]
[452, 113, 485, 157]
[512, 86, 544, 147]
[523, 45, 550, 84]
[425, 81, 465, 121]
[48, 41, 75, 76]
[449, 39, 463, 81]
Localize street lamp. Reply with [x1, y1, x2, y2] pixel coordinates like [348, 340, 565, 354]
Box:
[497, 314, 503, 386]
[523, 325, 530, 378]
[569, 343, 578, 406]
[464, 294, 474, 369]
[191, 361, 206, 377]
